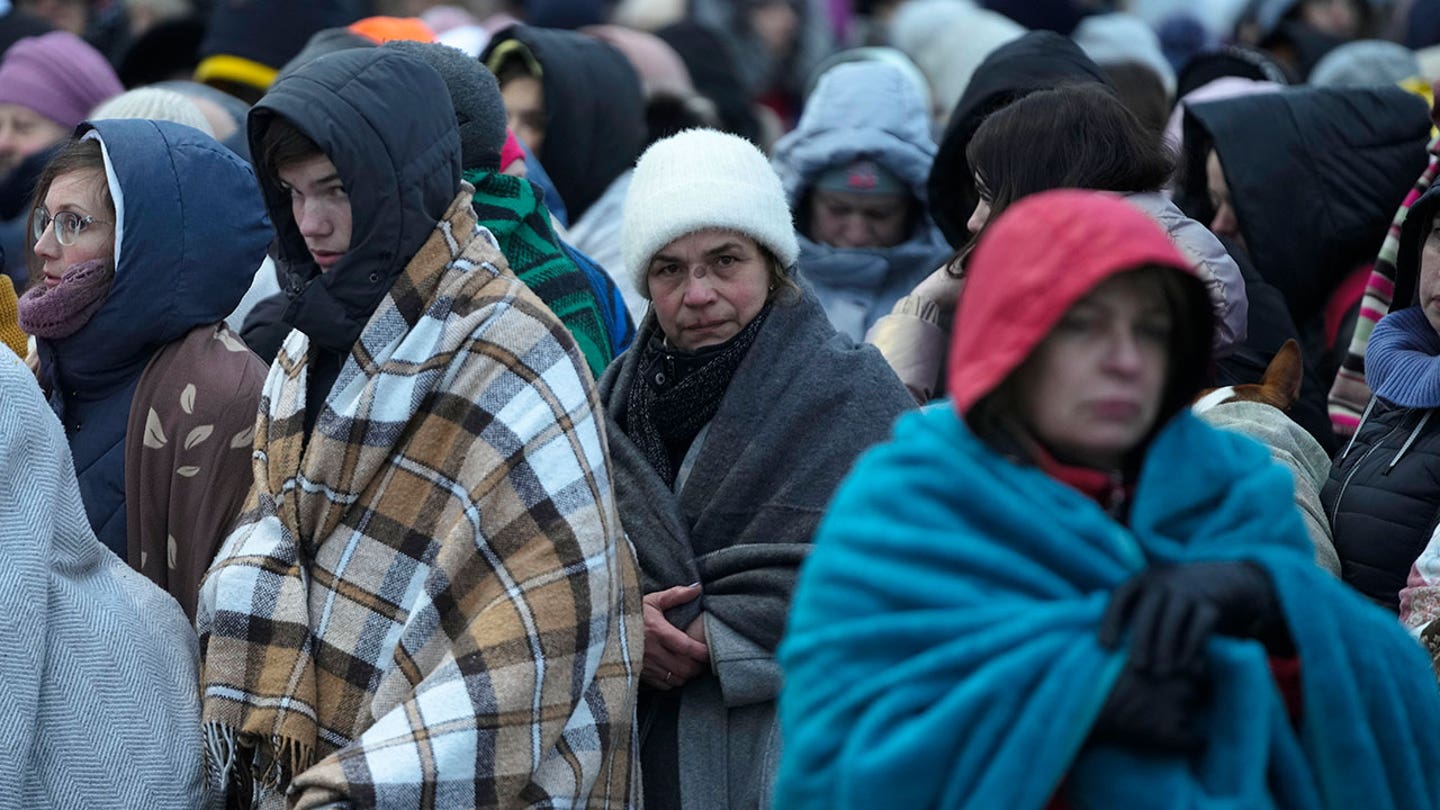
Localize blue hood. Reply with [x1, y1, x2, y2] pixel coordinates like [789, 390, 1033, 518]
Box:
[47, 118, 272, 396]
[37, 118, 271, 558]
[773, 60, 938, 216]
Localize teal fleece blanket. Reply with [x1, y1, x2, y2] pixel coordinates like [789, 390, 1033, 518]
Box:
[776, 406, 1440, 809]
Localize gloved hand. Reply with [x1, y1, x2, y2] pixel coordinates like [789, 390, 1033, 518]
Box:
[1098, 561, 1287, 677]
[1090, 658, 1207, 752]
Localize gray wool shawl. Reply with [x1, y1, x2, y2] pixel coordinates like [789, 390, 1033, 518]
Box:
[598, 286, 914, 807]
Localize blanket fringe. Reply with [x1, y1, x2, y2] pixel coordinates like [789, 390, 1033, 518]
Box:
[203, 721, 314, 809]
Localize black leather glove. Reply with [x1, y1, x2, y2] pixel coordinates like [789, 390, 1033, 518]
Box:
[1090, 658, 1207, 753]
[1098, 561, 1288, 677]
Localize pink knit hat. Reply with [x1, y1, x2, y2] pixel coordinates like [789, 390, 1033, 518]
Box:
[0, 32, 124, 130]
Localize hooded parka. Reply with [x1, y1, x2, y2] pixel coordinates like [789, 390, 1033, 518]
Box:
[35, 118, 271, 560]
[771, 60, 953, 342]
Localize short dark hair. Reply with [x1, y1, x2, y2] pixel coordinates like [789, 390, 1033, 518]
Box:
[255, 115, 323, 186]
[26, 137, 113, 282]
[965, 83, 1174, 246]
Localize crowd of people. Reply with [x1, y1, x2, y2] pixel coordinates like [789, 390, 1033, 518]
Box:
[5, 0, 1440, 807]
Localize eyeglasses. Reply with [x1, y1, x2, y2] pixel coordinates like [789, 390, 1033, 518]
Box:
[32, 206, 108, 247]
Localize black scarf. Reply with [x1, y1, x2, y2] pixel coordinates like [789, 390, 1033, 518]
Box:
[624, 306, 772, 485]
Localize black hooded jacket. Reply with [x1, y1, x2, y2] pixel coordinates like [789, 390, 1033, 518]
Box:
[926, 31, 1112, 248]
[1322, 184, 1440, 611]
[1179, 85, 1430, 328]
[481, 26, 644, 224]
[247, 48, 462, 425]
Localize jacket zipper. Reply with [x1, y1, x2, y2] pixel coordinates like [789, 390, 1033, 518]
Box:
[1330, 417, 1410, 526]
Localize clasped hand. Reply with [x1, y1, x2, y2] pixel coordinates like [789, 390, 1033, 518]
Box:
[1091, 561, 1283, 752]
[641, 584, 709, 691]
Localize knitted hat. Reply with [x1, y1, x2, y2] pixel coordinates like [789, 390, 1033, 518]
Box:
[0, 32, 123, 129]
[90, 87, 214, 136]
[623, 128, 798, 297]
[1310, 40, 1422, 88]
[381, 40, 507, 171]
[348, 16, 434, 43]
[0, 275, 27, 361]
[197, 0, 364, 92]
[813, 159, 907, 196]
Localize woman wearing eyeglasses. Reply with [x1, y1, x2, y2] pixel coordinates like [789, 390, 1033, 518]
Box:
[19, 118, 272, 619]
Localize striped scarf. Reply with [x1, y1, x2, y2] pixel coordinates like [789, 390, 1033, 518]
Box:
[1328, 134, 1440, 437]
[467, 168, 615, 377]
[197, 189, 642, 809]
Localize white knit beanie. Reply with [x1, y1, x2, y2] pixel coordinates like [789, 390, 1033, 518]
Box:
[90, 87, 214, 137]
[623, 128, 799, 298]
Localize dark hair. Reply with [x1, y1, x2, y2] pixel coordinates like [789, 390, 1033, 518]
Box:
[255, 115, 323, 186]
[26, 137, 114, 282]
[967, 266, 1212, 469]
[957, 84, 1175, 271]
[1100, 62, 1171, 141]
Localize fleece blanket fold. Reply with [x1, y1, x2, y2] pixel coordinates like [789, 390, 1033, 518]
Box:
[777, 406, 1440, 810]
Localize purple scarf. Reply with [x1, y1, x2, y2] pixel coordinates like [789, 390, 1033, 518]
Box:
[17, 259, 115, 340]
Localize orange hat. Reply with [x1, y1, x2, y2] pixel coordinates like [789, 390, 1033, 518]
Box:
[348, 16, 435, 45]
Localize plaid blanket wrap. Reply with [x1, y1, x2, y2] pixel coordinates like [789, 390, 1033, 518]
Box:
[197, 190, 642, 809]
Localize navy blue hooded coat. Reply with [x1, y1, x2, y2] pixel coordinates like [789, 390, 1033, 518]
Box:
[36, 119, 272, 556]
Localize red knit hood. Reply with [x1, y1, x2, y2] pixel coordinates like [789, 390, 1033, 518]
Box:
[948, 190, 1214, 419]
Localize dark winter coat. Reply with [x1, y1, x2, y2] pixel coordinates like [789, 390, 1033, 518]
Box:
[36, 119, 271, 557]
[1180, 85, 1431, 453]
[480, 26, 644, 223]
[1323, 183, 1440, 611]
[1178, 85, 1430, 328]
[247, 47, 462, 428]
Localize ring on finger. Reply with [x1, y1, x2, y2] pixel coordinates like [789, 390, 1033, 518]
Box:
[664, 670, 673, 684]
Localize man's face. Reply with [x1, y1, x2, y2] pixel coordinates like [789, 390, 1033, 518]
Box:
[277, 154, 352, 273]
[809, 189, 911, 248]
[501, 75, 546, 156]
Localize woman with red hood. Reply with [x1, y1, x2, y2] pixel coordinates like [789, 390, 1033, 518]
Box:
[773, 189, 1440, 809]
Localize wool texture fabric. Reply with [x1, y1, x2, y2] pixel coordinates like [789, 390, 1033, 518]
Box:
[17, 259, 115, 340]
[0, 275, 26, 359]
[90, 87, 213, 136]
[464, 167, 614, 374]
[124, 323, 266, 620]
[197, 190, 641, 809]
[0, 31, 122, 129]
[776, 405, 1440, 809]
[386, 41, 507, 172]
[1329, 135, 1440, 436]
[1364, 306, 1440, 408]
[595, 288, 914, 808]
[625, 305, 771, 484]
[623, 128, 799, 297]
[0, 352, 206, 809]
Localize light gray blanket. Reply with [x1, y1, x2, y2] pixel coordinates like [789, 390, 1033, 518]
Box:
[0, 353, 205, 809]
[1199, 400, 1342, 575]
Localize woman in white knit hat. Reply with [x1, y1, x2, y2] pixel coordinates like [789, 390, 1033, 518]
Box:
[594, 127, 914, 808]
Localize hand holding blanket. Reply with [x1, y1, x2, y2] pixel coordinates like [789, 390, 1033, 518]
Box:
[776, 406, 1440, 810]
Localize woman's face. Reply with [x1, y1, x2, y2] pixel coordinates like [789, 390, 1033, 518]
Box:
[647, 229, 772, 352]
[1010, 272, 1173, 470]
[0, 104, 67, 177]
[967, 174, 992, 236]
[32, 168, 114, 287]
[1418, 219, 1440, 337]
